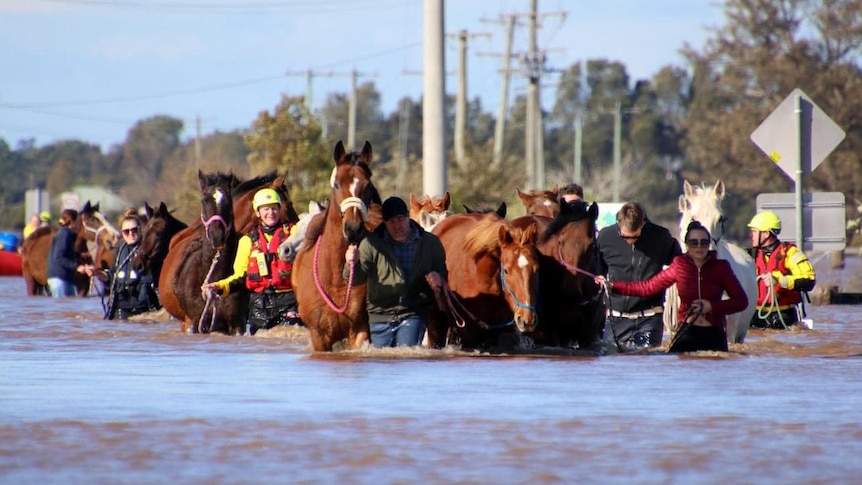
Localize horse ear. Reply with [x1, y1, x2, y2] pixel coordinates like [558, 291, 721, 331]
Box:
[409, 194, 422, 212]
[92, 201, 100, 213]
[552, 184, 559, 194]
[516, 188, 528, 204]
[442, 192, 451, 210]
[360, 140, 373, 165]
[713, 179, 726, 199]
[82, 200, 91, 213]
[498, 224, 514, 246]
[683, 180, 694, 199]
[496, 202, 507, 219]
[333, 141, 346, 163]
[158, 202, 168, 215]
[522, 221, 538, 244]
[463, 204, 475, 214]
[678, 194, 690, 213]
[588, 202, 599, 221]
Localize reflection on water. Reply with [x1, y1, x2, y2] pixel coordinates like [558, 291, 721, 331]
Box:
[1, 277, 861, 484]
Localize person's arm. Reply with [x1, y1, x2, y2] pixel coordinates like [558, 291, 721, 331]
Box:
[610, 259, 678, 297]
[774, 245, 816, 292]
[344, 240, 370, 285]
[53, 230, 84, 272]
[708, 261, 749, 316]
[203, 236, 251, 296]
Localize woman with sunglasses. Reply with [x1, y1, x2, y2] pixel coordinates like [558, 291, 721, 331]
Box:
[595, 221, 749, 352]
[87, 215, 159, 319]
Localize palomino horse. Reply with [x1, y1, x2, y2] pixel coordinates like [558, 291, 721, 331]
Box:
[674, 180, 757, 344]
[133, 201, 188, 288]
[161, 171, 244, 334]
[517, 186, 559, 218]
[293, 140, 381, 351]
[409, 192, 452, 232]
[427, 212, 540, 350]
[19, 202, 110, 296]
[511, 199, 604, 348]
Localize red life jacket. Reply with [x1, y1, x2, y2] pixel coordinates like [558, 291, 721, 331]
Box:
[245, 224, 294, 293]
[754, 241, 802, 307]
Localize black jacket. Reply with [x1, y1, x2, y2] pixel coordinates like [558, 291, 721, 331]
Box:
[596, 220, 681, 313]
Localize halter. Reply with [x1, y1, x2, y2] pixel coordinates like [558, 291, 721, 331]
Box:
[200, 213, 230, 247]
[499, 265, 537, 314]
[339, 196, 368, 220]
[557, 244, 599, 279]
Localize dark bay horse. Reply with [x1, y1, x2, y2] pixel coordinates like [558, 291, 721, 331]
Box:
[427, 212, 541, 350]
[161, 171, 244, 334]
[517, 186, 560, 218]
[19, 202, 110, 296]
[293, 140, 381, 351]
[133, 202, 188, 287]
[511, 199, 604, 349]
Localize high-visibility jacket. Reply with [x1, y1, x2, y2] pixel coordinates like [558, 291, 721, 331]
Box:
[753, 241, 816, 310]
[245, 225, 294, 293]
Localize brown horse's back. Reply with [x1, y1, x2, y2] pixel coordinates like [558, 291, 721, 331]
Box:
[20, 227, 54, 295]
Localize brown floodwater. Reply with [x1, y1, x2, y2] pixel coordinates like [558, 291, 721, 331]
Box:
[0, 275, 860, 485]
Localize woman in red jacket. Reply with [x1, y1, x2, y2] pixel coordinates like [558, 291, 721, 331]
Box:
[596, 221, 749, 352]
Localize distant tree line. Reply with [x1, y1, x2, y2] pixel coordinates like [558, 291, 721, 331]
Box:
[2, 0, 860, 246]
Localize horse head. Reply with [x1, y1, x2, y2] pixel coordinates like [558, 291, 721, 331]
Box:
[278, 201, 324, 263]
[678, 180, 726, 248]
[134, 201, 188, 275]
[463, 201, 507, 218]
[79, 200, 120, 249]
[330, 140, 379, 245]
[517, 186, 560, 218]
[198, 170, 235, 250]
[410, 192, 452, 232]
[497, 221, 541, 333]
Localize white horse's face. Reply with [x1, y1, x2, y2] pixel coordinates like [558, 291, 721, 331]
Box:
[278, 203, 323, 262]
[418, 210, 451, 232]
[679, 180, 726, 248]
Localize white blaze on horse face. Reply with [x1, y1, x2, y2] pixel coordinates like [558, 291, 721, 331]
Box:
[213, 189, 225, 207]
[329, 168, 337, 188]
[349, 176, 360, 197]
[517, 253, 529, 268]
[542, 199, 553, 207]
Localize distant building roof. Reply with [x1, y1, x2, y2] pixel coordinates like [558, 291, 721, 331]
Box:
[58, 186, 132, 214]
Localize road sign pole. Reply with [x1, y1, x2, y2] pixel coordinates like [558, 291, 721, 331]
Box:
[795, 94, 805, 249]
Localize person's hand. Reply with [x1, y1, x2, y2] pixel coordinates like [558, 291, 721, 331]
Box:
[594, 275, 607, 286]
[425, 271, 443, 290]
[691, 299, 712, 314]
[345, 245, 358, 264]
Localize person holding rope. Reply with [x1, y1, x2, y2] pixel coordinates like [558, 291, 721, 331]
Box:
[747, 211, 816, 329]
[86, 214, 159, 319]
[596, 202, 681, 351]
[344, 196, 447, 348]
[201, 188, 302, 335]
[596, 221, 749, 352]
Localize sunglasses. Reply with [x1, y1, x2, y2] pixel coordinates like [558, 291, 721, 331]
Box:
[122, 227, 140, 236]
[686, 238, 710, 248]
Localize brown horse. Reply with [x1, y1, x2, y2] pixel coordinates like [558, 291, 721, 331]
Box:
[133, 201, 188, 287]
[409, 192, 452, 231]
[161, 171, 244, 334]
[426, 212, 541, 350]
[517, 186, 560, 218]
[19, 202, 110, 296]
[293, 140, 381, 351]
[511, 199, 604, 349]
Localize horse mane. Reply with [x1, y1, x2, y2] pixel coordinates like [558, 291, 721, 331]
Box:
[463, 213, 506, 260]
[233, 170, 278, 196]
[540, 200, 593, 244]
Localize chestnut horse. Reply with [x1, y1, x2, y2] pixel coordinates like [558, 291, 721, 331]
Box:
[293, 140, 381, 351]
[517, 186, 560, 218]
[511, 199, 604, 349]
[409, 192, 451, 232]
[132, 201, 188, 288]
[426, 212, 540, 350]
[19, 201, 110, 296]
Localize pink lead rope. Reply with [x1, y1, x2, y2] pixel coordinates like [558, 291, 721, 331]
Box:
[313, 235, 354, 314]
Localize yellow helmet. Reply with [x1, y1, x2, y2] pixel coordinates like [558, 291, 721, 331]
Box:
[748, 211, 781, 234]
[39, 211, 52, 222]
[252, 188, 281, 211]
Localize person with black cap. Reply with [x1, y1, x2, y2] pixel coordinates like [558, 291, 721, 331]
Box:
[344, 196, 448, 348]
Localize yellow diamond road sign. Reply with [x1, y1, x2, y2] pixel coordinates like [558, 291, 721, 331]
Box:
[750, 88, 845, 179]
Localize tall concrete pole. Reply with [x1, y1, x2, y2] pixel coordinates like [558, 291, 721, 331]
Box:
[423, 0, 447, 197]
[454, 30, 467, 167]
[573, 112, 582, 184]
[492, 16, 515, 167]
[348, 69, 357, 149]
[613, 101, 622, 202]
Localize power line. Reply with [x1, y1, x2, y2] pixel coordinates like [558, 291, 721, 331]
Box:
[34, 0, 413, 13]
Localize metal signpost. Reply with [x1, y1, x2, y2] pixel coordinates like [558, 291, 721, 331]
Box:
[756, 192, 846, 253]
[750, 88, 846, 252]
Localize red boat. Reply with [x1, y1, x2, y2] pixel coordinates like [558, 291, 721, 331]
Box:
[0, 250, 23, 276]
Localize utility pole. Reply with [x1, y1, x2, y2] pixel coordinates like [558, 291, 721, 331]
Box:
[573, 112, 583, 184]
[423, 0, 446, 198]
[599, 101, 641, 202]
[479, 15, 518, 167]
[195, 115, 203, 168]
[449, 29, 491, 168]
[347, 70, 378, 149]
[286, 69, 356, 139]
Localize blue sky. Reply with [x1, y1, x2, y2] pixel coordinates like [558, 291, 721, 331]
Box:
[0, 0, 725, 150]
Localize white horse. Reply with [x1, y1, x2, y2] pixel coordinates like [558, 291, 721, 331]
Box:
[277, 201, 324, 263]
[667, 180, 757, 344]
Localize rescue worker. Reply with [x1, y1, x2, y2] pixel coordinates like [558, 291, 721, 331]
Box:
[202, 188, 302, 335]
[747, 211, 816, 329]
